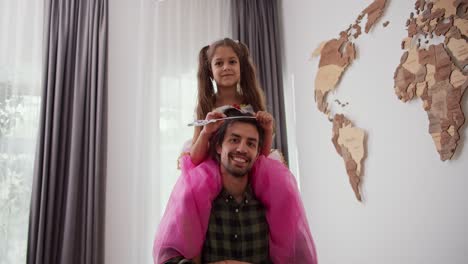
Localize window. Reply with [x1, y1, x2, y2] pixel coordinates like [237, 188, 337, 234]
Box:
[0, 0, 43, 263]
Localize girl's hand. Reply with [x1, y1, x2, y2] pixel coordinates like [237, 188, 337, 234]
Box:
[256, 111, 274, 133]
[202, 111, 226, 136]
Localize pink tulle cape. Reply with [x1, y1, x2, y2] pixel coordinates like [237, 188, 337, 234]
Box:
[153, 155, 317, 264]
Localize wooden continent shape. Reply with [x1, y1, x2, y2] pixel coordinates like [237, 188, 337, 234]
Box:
[394, 0, 468, 161]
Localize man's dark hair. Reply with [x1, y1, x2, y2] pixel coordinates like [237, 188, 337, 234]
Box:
[209, 108, 265, 163]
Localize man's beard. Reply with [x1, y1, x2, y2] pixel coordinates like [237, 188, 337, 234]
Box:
[221, 152, 254, 178]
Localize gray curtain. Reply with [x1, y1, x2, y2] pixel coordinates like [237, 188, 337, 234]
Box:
[27, 0, 108, 263]
[232, 0, 289, 162]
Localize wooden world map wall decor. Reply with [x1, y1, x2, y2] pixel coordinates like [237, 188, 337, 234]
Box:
[394, 0, 468, 161]
[312, 0, 467, 201]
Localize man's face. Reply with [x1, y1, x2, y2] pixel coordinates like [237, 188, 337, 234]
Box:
[216, 121, 260, 178]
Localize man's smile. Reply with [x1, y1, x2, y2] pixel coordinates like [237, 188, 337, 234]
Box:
[229, 153, 250, 166]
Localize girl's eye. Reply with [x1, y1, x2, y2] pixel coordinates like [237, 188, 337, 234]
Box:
[215, 61, 222, 66]
[230, 60, 237, 64]
[248, 142, 256, 148]
[229, 138, 239, 143]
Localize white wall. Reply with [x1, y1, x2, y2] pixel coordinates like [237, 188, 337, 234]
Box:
[282, 1, 468, 263]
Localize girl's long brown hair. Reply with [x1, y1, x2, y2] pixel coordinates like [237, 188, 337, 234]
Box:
[196, 38, 266, 121]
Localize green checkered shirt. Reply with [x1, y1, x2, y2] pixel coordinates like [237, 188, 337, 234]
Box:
[202, 186, 271, 264]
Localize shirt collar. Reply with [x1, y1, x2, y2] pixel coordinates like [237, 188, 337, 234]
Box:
[220, 184, 254, 204]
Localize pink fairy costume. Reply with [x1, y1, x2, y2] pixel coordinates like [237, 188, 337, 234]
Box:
[153, 106, 317, 264]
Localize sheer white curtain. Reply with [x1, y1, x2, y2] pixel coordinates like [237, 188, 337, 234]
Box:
[107, 0, 232, 263]
[0, 0, 43, 263]
[157, 0, 233, 216]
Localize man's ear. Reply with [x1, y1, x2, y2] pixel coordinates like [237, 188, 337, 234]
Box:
[216, 143, 222, 155]
[256, 141, 263, 158]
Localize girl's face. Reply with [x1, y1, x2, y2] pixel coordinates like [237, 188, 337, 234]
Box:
[210, 46, 241, 89]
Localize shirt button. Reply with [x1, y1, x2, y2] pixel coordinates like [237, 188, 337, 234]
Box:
[235, 208, 239, 213]
[225, 199, 229, 203]
[234, 234, 238, 239]
[245, 199, 248, 204]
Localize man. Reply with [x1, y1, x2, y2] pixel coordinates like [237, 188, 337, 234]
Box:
[158, 108, 317, 264]
[166, 108, 271, 264]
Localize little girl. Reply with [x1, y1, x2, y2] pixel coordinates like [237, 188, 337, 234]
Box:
[153, 38, 317, 264]
[190, 38, 273, 165]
